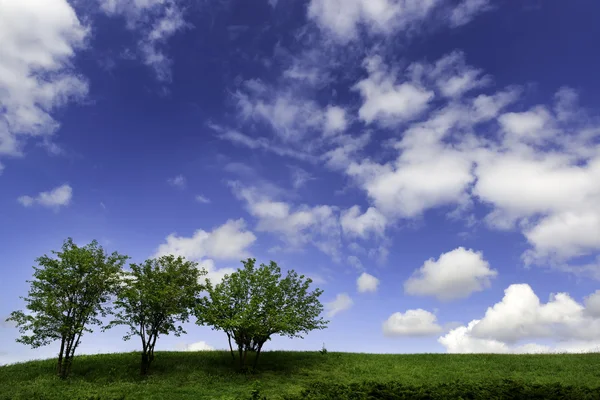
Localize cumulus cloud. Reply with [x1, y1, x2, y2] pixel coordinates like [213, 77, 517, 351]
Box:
[383, 309, 443, 336]
[439, 284, 600, 353]
[413, 51, 490, 98]
[18, 184, 73, 209]
[324, 106, 348, 136]
[404, 247, 497, 301]
[339, 49, 600, 277]
[354, 55, 433, 125]
[325, 293, 353, 317]
[230, 182, 342, 259]
[307, 0, 442, 41]
[154, 219, 256, 261]
[340, 206, 387, 238]
[0, 0, 88, 163]
[181, 341, 215, 351]
[357, 272, 379, 293]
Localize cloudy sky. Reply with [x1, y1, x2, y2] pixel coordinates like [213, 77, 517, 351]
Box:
[2, 0, 600, 365]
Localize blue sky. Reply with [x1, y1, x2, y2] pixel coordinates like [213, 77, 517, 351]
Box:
[2, 0, 600, 364]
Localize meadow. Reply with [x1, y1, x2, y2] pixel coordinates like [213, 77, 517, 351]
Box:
[1, 351, 600, 399]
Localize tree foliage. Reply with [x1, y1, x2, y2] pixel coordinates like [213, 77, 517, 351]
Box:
[6, 238, 128, 379]
[105, 255, 206, 375]
[195, 258, 328, 369]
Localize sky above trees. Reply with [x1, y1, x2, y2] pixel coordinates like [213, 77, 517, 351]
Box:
[2, 0, 600, 364]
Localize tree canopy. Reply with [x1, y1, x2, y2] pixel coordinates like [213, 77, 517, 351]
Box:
[105, 255, 206, 375]
[6, 238, 128, 378]
[195, 258, 328, 369]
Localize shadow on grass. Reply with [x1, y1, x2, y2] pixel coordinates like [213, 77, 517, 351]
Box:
[0, 350, 328, 384]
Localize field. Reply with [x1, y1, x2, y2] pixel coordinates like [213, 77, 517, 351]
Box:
[1, 351, 600, 399]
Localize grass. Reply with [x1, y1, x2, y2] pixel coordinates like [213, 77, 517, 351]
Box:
[1, 351, 600, 399]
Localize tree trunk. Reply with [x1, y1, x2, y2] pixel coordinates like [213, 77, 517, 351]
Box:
[59, 355, 72, 380]
[227, 333, 235, 360]
[238, 345, 244, 370]
[253, 342, 264, 369]
[140, 352, 150, 376]
[242, 348, 248, 370]
[56, 335, 66, 377]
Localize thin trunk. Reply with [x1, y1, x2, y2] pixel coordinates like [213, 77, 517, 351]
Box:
[242, 347, 248, 370]
[253, 342, 264, 369]
[56, 335, 66, 377]
[238, 345, 244, 369]
[140, 351, 149, 376]
[60, 333, 75, 379]
[227, 333, 235, 360]
[149, 332, 158, 364]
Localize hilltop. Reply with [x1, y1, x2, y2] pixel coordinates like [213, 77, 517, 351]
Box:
[1, 351, 600, 399]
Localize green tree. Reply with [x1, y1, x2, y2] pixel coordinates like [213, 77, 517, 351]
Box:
[6, 238, 128, 379]
[195, 258, 328, 370]
[105, 255, 206, 375]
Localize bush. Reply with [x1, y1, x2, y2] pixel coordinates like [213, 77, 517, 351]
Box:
[281, 379, 600, 400]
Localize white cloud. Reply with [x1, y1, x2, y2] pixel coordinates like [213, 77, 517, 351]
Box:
[235, 82, 325, 143]
[585, 290, 600, 318]
[182, 341, 215, 351]
[341, 50, 599, 278]
[324, 106, 348, 136]
[340, 206, 387, 238]
[167, 175, 186, 189]
[439, 284, 600, 353]
[404, 247, 497, 301]
[418, 51, 490, 98]
[354, 56, 433, 125]
[154, 219, 256, 261]
[325, 293, 353, 317]
[347, 141, 474, 219]
[0, 0, 88, 162]
[498, 106, 554, 146]
[196, 259, 236, 286]
[357, 272, 379, 293]
[98, 0, 187, 81]
[347, 255, 364, 272]
[449, 0, 492, 27]
[307, 0, 441, 42]
[472, 129, 600, 264]
[213, 126, 316, 163]
[323, 132, 371, 170]
[230, 182, 342, 259]
[383, 309, 443, 336]
[17, 184, 73, 209]
[290, 166, 315, 189]
[195, 194, 210, 204]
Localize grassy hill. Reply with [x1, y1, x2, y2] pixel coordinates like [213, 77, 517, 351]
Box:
[1, 351, 600, 399]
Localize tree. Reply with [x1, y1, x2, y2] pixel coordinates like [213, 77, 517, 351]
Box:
[6, 238, 128, 379]
[195, 258, 328, 370]
[105, 255, 206, 375]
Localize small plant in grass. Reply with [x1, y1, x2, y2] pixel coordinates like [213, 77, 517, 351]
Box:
[319, 343, 328, 355]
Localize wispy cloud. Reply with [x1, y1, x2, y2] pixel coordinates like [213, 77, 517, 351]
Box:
[167, 175, 186, 189]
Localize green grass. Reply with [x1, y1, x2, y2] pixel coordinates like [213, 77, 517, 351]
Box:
[1, 351, 600, 399]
